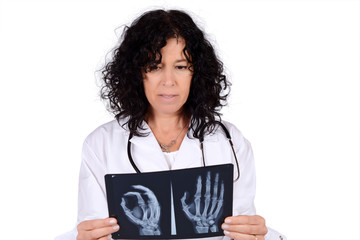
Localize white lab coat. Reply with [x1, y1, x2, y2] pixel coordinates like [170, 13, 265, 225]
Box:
[55, 119, 286, 240]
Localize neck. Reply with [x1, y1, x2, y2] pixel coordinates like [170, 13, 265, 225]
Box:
[145, 110, 189, 153]
[146, 111, 188, 134]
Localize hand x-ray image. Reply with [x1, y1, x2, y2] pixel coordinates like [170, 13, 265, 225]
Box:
[172, 165, 233, 238]
[105, 164, 233, 239]
[105, 171, 171, 239]
[180, 172, 224, 234]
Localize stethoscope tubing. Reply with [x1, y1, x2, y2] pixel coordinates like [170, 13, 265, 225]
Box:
[127, 121, 240, 181]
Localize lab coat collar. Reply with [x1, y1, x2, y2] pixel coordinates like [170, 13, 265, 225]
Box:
[127, 121, 158, 150]
[127, 123, 168, 172]
[126, 120, 219, 171]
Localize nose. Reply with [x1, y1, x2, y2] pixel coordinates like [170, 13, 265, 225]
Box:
[161, 67, 175, 87]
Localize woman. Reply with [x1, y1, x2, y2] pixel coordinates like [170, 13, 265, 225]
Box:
[63, 9, 285, 240]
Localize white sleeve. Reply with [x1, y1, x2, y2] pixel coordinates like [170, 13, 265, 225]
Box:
[228, 123, 256, 216]
[54, 230, 77, 240]
[265, 227, 287, 240]
[77, 139, 108, 222]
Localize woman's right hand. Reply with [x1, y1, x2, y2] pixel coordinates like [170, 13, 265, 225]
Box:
[76, 218, 119, 240]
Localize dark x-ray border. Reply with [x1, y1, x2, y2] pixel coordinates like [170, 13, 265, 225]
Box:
[105, 164, 233, 239]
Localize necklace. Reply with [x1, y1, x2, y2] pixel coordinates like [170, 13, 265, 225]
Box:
[158, 125, 187, 153]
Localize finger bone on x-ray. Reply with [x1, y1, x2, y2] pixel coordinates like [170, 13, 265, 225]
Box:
[121, 185, 161, 235]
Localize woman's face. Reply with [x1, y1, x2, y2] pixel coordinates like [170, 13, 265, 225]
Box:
[143, 37, 192, 117]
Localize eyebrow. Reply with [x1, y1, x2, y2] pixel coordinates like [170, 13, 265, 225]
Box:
[174, 59, 188, 63]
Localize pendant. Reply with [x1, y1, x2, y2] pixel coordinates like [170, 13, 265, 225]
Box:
[160, 140, 176, 153]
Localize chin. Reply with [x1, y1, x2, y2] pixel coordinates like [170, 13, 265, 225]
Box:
[152, 106, 185, 116]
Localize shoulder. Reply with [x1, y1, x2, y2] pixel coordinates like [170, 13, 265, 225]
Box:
[210, 120, 246, 141]
[84, 119, 129, 146]
[221, 120, 244, 138]
[211, 120, 252, 152]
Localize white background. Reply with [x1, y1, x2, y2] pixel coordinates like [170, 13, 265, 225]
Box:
[0, 0, 359, 239]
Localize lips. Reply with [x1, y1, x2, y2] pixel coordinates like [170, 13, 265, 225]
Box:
[159, 94, 177, 102]
[161, 95, 176, 98]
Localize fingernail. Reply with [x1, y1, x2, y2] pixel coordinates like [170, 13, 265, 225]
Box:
[113, 225, 119, 230]
[109, 219, 116, 225]
[224, 230, 230, 235]
[222, 224, 229, 229]
[225, 219, 231, 223]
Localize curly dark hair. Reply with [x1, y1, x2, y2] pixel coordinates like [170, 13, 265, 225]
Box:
[100, 9, 230, 138]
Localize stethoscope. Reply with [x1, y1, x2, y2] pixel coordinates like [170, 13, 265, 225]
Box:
[127, 121, 240, 181]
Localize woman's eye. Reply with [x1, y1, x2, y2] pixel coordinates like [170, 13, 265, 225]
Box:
[176, 66, 188, 70]
[147, 65, 160, 72]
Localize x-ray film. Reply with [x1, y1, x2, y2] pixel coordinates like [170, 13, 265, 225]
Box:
[105, 164, 233, 239]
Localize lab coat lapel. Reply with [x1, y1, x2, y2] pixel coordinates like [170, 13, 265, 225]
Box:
[171, 135, 199, 169]
[128, 123, 169, 172]
[172, 131, 219, 170]
[172, 133, 203, 170]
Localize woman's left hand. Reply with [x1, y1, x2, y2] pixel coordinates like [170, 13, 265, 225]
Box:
[221, 215, 268, 240]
